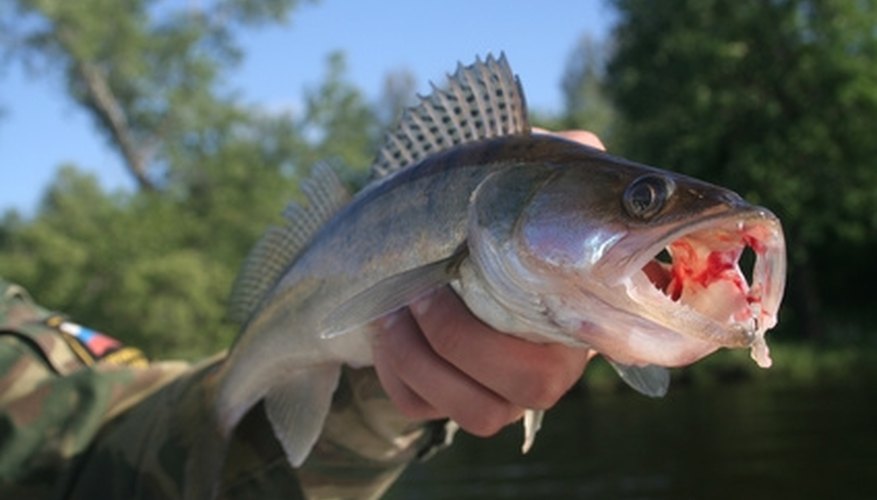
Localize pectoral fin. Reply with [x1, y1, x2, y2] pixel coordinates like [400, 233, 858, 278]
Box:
[264, 364, 342, 467]
[608, 360, 670, 398]
[321, 252, 465, 339]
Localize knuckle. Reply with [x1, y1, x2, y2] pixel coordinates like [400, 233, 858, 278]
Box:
[424, 322, 466, 360]
[459, 403, 518, 437]
[514, 377, 549, 410]
[391, 347, 416, 372]
[390, 395, 419, 417]
[515, 358, 579, 409]
[527, 376, 569, 409]
[394, 396, 436, 421]
[564, 130, 605, 150]
[413, 287, 472, 362]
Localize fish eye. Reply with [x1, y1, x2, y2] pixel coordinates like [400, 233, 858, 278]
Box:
[623, 175, 674, 220]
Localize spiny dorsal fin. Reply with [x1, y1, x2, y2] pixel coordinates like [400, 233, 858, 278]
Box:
[228, 163, 351, 324]
[371, 53, 530, 179]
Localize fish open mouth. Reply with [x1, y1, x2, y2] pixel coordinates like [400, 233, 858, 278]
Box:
[633, 210, 786, 367]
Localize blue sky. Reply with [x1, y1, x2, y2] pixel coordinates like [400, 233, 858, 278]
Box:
[0, 0, 615, 215]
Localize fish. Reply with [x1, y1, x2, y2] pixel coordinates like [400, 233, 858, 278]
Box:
[215, 54, 786, 468]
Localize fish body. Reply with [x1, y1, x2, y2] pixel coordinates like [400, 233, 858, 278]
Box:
[215, 55, 786, 468]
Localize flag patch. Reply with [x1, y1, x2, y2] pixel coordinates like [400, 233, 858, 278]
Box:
[58, 321, 122, 358]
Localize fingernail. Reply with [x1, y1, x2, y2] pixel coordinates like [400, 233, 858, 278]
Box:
[377, 310, 402, 330]
[411, 289, 439, 316]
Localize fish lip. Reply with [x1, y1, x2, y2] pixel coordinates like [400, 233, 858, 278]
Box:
[617, 204, 787, 349]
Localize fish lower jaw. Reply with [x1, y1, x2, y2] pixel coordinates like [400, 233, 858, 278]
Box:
[625, 211, 785, 360]
[625, 272, 762, 349]
[538, 288, 720, 368]
[625, 277, 774, 368]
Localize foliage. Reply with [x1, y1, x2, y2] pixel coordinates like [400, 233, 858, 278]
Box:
[557, 35, 619, 146]
[605, 0, 877, 336]
[3, 0, 875, 359]
[0, 167, 236, 358]
[4, 0, 309, 189]
[0, 1, 386, 359]
[295, 52, 384, 186]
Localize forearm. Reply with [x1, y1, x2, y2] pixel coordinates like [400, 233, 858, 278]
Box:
[53, 356, 223, 499]
[69, 360, 441, 499]
[0, 279, 445, 499]
[220, 366, 446, 499]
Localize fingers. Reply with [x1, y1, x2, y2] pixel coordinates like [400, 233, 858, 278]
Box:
[372, 307, 523, 437]
[410, 288, 593, 411]
[371, 313, 442, 421]
[372, 286, 594, 437]
[372, 127, 604, 438]
[532, 127, 607, 151]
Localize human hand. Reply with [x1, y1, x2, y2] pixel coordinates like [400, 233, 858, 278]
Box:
[533, 128, 606, 150]
[371, 130, 604, 437]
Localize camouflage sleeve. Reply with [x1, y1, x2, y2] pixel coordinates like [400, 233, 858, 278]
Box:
[0, 279, 449, 499]
[0, 280, 191, 497]
[70, 361, 446, 499]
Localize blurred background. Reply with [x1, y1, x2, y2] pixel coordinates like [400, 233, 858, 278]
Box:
[1, 0, 875, 498]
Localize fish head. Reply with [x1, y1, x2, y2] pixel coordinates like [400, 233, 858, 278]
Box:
[473, 143, 786, 368]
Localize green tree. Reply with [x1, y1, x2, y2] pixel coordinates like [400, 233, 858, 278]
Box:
[0, 1, 384, 358]
[376, 66, 417, 130]
[3, 0, 307, 190]
[606, 0, 877, 338]
[0, 167, 237, 358]
[557, 35, 618, 145]
[295, 51, 383, 184]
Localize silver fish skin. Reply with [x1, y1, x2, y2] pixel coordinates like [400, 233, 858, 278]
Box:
[214, 54, 786, 469]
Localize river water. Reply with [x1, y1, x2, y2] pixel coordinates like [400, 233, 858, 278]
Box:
[387, 383, 876, 499]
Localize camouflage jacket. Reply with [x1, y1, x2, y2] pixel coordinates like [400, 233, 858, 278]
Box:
[0, 279, 449, 499]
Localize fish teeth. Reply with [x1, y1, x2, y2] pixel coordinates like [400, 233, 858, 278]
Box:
[749, 335, 772, 368]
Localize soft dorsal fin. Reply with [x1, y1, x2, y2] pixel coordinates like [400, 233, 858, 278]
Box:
[228, 163, 352, 324]
[371, 53, 530, 179]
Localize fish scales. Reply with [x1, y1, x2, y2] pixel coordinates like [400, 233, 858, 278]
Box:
[222, 135, 584, 424]
[210, 54, 786, 477]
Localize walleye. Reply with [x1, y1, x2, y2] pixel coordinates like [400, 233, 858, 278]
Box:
[216, 54, 786, 468]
